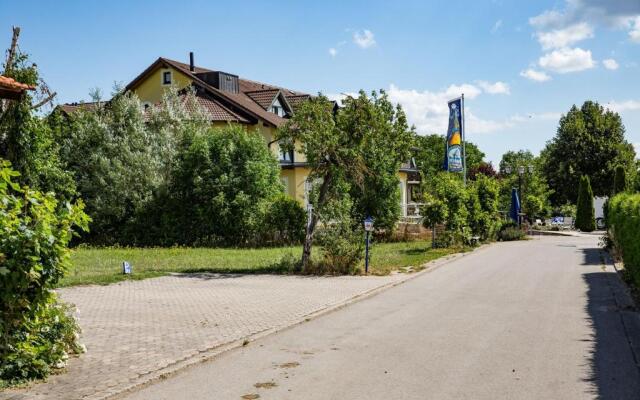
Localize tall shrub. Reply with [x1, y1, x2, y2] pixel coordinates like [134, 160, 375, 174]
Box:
[575, 175, 596, 232]
[0, 160, 89, 385]
[608, 193, 640, 287]
[468, 174, 501, 240]
[166, 124, 283, 246]
[421, 172, 469, 244]
[613, 165, 627, 195]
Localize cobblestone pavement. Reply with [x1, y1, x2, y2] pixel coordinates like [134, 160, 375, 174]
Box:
[1, 272, 412, 400]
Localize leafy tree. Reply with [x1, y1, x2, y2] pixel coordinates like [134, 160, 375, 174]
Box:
[345, 92, 414, 233]
[575, 175, 596, 232]
[468, 161, 497, 180]
[58, 90, 173, 244]
[0, 44, 74, 198]
[279, 90, 413, 271]
[413, 134, 484, 179]
[541, 101, 636, 205]
[613, 165, 627, 195]
[498, 150, 551, 219]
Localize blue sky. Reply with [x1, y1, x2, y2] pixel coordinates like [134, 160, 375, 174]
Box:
[2, 0, 639, 163]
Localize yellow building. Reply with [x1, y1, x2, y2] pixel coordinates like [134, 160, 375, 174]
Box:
[70, 54, 419, 214]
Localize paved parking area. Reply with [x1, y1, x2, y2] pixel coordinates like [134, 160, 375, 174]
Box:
[0, 272, 412, 400]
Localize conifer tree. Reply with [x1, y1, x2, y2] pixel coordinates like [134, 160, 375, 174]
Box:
[575, 175, 596, 232]
[613, 165, 627, 195]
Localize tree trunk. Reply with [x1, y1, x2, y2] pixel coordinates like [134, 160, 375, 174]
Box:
[301, 172, 332, 272]
[4, 26, 20, 75]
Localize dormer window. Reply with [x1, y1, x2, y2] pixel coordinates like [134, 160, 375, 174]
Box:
[161, 70, 172, 85]
[269, 98, 285, 117]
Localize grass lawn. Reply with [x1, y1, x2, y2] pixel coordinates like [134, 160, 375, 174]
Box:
[60, 240, 463, 287]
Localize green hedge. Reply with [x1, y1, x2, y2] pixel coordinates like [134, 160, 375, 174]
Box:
[608, 193, 640, 287]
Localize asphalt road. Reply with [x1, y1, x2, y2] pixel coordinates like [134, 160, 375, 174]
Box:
[124, 235, 640, 400]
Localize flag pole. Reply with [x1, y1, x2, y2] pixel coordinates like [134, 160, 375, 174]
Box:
[461, 93, 467, 187]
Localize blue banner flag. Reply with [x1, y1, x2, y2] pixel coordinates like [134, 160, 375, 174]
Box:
[444, 97, 464, 172]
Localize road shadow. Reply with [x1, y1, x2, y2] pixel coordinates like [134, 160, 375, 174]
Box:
[580, 247, 640, 399]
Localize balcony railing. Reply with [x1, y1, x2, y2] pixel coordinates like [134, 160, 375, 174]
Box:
[401, 202, 424, 223]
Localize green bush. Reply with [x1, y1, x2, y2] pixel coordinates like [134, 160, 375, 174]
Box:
[422, 172, 469, 241]
[316, 222, 364, 275]
[575, 175, 596, 232]
[59, 91, 173, 245]
[498, 225, 526, 241]
[613, 165, 627, 195]
[467, 175, 501, 241]
[0, 160, 89, 386]
[432, 230, 457, 248]
[1, 300, 83, 387]
[166, 124, 283, 246]
[262, 195, 306, 245]
[608, 193, 640, 288]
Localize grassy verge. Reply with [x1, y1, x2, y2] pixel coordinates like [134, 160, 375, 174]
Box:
[61, 240, 464, 287]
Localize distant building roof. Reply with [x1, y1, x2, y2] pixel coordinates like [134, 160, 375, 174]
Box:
[58, 101, 103, 114]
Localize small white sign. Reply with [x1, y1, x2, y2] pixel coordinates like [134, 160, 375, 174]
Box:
[122, 261, 132, 275]
[364, 217, 374, 232]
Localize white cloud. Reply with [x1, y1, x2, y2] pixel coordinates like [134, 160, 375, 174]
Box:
[328, 48, 337, 57]
[491, 19, 503, 34]
[606, 99, 640, 112]
[538, 47, 596, 73]
[520, 68, 552, 82]
[476, 80, 511, 95]
[529, 1, 640, 43]
[386, 83, 550, 135]
[630, 16, 640, 42]
[387, 84, 477, 134]
[336, 83, 558, 137]
[466, 112, 516, 134]
[536, 22, 594, 49]
[530, 9, 568, 29]
[603, 58, 619, 70]
[353, 30, 376, 49]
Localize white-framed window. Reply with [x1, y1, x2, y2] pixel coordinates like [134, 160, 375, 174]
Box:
[161, 70, 172, 86]
[280, 148, 293, 162]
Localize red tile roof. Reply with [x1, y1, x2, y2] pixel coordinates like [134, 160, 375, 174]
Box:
[244, 89, 280, 110]
[286, 94, 311, 111]
[125, 57, 311, 128]
[0, 75, 35, 92]
[184, 93, 250, 123]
